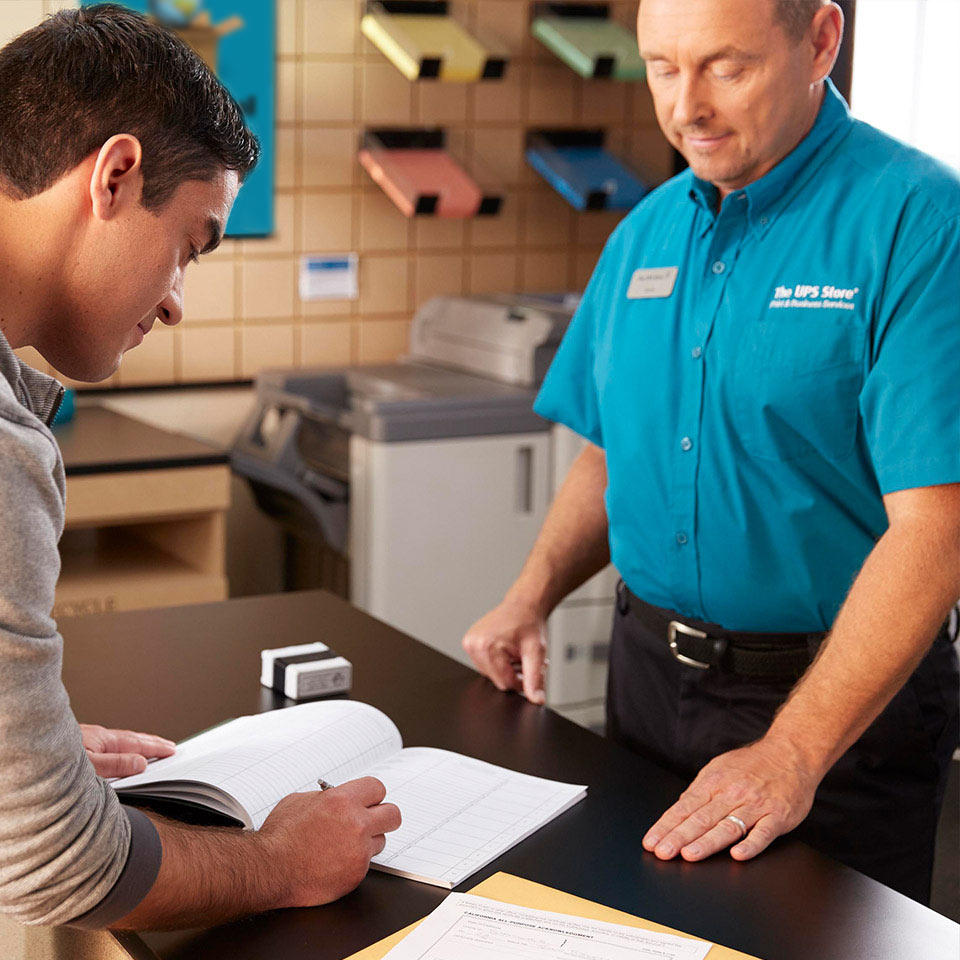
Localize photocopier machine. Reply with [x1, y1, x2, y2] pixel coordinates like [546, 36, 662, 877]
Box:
[232, 294, 618, 729]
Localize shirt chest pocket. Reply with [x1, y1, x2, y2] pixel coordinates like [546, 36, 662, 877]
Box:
[729, 310, 867, 463]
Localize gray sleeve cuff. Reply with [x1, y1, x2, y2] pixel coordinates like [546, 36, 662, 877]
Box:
[66, 806, 162, 929]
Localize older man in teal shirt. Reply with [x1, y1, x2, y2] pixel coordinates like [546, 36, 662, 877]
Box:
[463, 0, 959, 903]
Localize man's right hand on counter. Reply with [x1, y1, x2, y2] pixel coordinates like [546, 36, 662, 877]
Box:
[259, 776, 402, 906]
[462, 598, 548, 705]
[462, 444, 612, 708]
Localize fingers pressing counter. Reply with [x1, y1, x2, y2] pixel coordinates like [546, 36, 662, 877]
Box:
[642, 739, 819, 863]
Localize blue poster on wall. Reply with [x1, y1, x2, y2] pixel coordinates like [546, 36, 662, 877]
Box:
[82, 0, 275, 237]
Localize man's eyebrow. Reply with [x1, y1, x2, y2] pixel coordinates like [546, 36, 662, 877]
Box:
[640, 46, 761, 64]
[703, 46, 761, 63]
[200, 217, 224, 255]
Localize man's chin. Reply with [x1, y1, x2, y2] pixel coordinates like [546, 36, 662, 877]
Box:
[42, 349, 121, 384]
[689, 159, 750, 189]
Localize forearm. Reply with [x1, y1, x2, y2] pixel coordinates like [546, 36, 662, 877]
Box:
[113, 815, 281, 930]
[115, 780, 398, 929]
[767, 514, 960, 778]
[506, 442, 610, 617]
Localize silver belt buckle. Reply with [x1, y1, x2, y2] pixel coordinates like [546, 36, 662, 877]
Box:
[668, 620, 712, 670]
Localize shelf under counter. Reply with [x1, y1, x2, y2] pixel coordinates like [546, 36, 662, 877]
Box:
[55, 526, 227, 619]
[53, 405, 231, 618]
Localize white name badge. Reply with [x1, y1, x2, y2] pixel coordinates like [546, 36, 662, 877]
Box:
[627, 266, 679, 299]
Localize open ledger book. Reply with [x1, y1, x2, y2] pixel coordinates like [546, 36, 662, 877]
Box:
[111, 700, 586, 889]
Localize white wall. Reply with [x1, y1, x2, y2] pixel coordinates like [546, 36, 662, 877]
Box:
[851, 0, 960, 171]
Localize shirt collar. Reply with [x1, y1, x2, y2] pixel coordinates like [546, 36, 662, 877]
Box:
[0, 328, 64, 427]
[687, 78, 852, 235]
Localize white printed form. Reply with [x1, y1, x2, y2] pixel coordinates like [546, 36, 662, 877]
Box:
[367, 748, 586, 888]
[382, 893, 714, 960]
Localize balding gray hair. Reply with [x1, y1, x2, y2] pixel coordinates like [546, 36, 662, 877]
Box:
[776, 0, 828, 42]
[637, 0, 828, 44]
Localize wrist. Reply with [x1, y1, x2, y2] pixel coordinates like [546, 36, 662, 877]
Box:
[509, 551, 578, 620]
[762, 720, 834, 781]
[503, 580, 554, 622]
[248, 828, 295, 911]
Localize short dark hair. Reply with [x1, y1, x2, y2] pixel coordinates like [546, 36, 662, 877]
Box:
[0, 3, 260, 211]
[775, 0, 827, 42]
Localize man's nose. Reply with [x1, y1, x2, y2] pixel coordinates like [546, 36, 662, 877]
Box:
[674, 73, 710, 128]
[157, 277, 184, 327]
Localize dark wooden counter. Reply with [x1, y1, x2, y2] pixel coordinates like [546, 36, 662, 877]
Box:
[53, 405, 227, 476]
[59, 591, 959, 960]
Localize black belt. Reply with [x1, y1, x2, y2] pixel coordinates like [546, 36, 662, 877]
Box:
[620, 584, 825, 681]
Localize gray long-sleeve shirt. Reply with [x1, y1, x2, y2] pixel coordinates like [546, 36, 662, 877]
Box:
[0, 330, 161, 927]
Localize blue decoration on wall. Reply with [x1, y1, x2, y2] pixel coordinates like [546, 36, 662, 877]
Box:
[81, 0, 275, 237]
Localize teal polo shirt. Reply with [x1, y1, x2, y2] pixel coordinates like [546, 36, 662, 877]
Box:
[535, 80, 960, 632]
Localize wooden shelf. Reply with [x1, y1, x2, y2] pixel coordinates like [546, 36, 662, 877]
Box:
[56, 528, 227, 619]
[65, 465, 230, 529]
[54, 407, 232, 619]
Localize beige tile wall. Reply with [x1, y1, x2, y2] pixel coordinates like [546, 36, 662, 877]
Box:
[3, 0, 673, 387]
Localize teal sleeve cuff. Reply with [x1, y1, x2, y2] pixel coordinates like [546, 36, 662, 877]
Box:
[875, 455, 960, 496]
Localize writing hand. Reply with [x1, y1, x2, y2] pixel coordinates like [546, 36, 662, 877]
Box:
[259, 776, 402, 905]
[80, 723, 176, 778]
[642, 736, 821, 862]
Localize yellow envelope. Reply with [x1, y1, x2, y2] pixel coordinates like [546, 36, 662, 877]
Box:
[346, 872, 760, 960]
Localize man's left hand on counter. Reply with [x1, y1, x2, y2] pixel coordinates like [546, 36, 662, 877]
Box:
[641, 735, 820, 862]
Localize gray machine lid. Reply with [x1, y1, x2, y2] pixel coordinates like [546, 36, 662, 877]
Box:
[407, 293, 578, 387]
[258, 363, 546, 442]
[255, 294, 578, 442]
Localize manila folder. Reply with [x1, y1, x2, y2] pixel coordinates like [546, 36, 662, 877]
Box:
[345, 871, 760, 960]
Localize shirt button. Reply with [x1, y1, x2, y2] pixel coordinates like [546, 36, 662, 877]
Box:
[691, 346, 702, 359]
[712, 260, 725, 275]
[680, 437, 693, 452]
[760, 216, 769, 226]
[676, 532, 689, 545]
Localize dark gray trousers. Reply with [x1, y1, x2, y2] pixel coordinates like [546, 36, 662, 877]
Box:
[606, 589, 959, 904]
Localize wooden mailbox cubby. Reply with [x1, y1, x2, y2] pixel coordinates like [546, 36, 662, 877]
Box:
[53, 407, 231, 619]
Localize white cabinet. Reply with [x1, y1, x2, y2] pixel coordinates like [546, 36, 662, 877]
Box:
[546, 600, 613, 707]
[350, 431, 552, 666]
[545, 424, 618, 718]
[347, 422, 617, 728]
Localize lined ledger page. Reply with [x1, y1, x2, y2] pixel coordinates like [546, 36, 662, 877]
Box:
[366, 747, 586, 888]
[112, 702, 587, 886]
[113, 700, 402, 827]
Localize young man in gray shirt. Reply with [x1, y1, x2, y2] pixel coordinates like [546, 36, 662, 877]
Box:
[0, 5, 400, 929]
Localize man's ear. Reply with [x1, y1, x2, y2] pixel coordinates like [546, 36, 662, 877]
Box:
[89, 134, 144, 221]
[810, 3, 844, 85]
